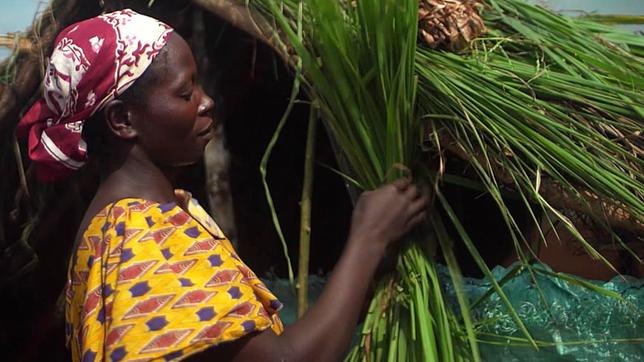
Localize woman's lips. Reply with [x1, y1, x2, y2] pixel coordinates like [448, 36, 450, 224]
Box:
[196, 118, 214, 137]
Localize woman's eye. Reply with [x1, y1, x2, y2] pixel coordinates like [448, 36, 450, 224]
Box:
[181, 91, 193, 101]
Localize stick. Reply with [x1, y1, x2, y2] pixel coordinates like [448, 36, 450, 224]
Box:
[297, 103, 317, 317]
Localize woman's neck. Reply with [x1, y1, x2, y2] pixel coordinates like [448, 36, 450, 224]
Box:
[96, 145, 179, 205]
[74, 146, 185, 249]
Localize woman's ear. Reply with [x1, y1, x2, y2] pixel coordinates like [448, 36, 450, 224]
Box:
[103, 99, 137, 140]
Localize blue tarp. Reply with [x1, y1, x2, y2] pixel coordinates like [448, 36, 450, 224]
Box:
[263, 263, 644, 361]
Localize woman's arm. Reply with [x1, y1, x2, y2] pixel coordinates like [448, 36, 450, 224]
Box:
[193, 179, 428, 362]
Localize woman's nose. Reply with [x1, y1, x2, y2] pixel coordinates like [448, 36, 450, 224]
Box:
[198, 92, 215, 117]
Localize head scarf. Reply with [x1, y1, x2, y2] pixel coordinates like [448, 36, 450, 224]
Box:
[15, 9, 173, 182]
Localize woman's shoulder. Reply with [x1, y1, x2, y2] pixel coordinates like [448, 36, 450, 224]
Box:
[78, 191, 235, 258]
[80, 198, 170, 237]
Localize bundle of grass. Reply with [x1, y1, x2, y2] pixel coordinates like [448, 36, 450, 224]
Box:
[248, 0, 643, 360]
[254, 1, 479, 360]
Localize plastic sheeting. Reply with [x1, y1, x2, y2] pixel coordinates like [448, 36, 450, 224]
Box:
[264, 263, 643, 361]
[438, 263, 643, 361]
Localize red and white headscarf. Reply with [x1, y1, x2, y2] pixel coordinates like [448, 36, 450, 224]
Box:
[15, 9, 173, 182]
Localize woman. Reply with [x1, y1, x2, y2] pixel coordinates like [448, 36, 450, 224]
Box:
[16, 10, 428, 362]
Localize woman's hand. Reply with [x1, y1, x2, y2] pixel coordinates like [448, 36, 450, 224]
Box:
[198, 178, 430, 362]
[348, 178, 429, 254]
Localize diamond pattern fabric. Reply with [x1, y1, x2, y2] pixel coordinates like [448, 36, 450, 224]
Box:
[65, 191, 283, 361]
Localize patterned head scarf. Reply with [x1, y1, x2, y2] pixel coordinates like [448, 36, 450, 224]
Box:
[15, 9, 173, 182]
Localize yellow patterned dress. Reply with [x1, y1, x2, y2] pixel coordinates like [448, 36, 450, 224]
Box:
[65, 191, 283, 361]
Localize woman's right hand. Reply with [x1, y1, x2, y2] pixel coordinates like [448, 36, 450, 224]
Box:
[203, 178, 429, 362]
[348, 178, 429, 255]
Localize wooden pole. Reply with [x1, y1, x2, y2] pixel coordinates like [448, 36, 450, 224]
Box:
[0, 34, 32, 52]
[297, 103, 317, 317]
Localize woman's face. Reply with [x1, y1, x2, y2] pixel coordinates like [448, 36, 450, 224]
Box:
[129, 32, 215, 167]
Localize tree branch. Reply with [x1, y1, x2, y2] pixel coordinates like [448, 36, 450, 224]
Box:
[191, 0, 292, 63]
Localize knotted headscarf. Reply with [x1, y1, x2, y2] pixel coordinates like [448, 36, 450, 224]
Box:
[15, 9, 173, 182]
